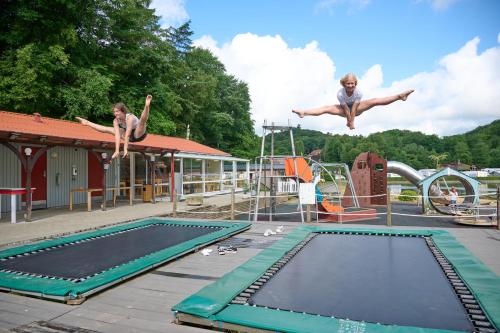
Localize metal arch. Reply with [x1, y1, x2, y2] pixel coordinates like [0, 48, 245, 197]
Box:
[427, 175, 478, 215]
[420, 168, 480, 215]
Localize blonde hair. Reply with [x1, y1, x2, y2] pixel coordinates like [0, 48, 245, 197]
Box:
[340, 73, 358, 87]
[113, 102, 128, 114]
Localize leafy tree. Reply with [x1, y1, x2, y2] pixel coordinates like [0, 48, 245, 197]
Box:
[470, 142, 490, 168]
[0, 0, 257, 159]
[453, 140, 472, 165]
[428, 152, 448, 169]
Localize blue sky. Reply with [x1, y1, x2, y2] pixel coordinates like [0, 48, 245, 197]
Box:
[185, 0, 500, 83]
[151, 0, 500, 136]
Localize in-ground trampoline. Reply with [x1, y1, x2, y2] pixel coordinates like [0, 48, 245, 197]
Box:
[174, 226, 500, 333]
[0, 218, 250, 304]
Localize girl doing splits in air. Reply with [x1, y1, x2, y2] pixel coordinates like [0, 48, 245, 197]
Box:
[293, 73, 414, 130]
[77, 95, 152, 159]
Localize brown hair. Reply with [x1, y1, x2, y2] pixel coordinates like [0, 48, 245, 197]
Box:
[340, 73, 358, 87]
[113, 102, 128, 114]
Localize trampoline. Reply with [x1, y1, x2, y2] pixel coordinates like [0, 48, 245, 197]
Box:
[174, 226, 500, 333]
[0, 218, 250, 303]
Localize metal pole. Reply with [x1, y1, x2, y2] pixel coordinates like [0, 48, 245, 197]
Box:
[231, 188, 235, 221]
[387, 186, 392, 227]
[306, 204, 311, 223]
[254, 123, 267, 221]
[270, 125, 275, 222]
[289, 123, 304, 223]
[496, 185, 499, 231]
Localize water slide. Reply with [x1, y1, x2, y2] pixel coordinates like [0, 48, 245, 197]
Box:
[387, 161, 476, 215]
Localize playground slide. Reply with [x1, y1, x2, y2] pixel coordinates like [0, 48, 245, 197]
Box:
[314, 186, 343, 213]
[287, 158, 344, 213]
[387, 160, 478, 215]
[387, 161, 424, 185]
[320, 199, 344, 213]
[387, 160, 446, 203]
[284, 158, 313, 182]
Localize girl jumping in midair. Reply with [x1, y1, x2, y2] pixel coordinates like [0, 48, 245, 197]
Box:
[292, 73, 414, 129]
[77, 95, 152, 159]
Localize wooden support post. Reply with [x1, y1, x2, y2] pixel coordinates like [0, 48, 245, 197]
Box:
[231, 188, 235, 220]
[24, 147, 49, 221]
[172, 190, 177, 218]
[151, 158, 156, 204]
[102, 160, 108, 211]
[387, 186, 392, 227]
[25, 154, 32, 221]
[170, 152, 175, 202]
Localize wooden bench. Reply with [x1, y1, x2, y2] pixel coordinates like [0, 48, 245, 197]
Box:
[69, 186, 133, 211]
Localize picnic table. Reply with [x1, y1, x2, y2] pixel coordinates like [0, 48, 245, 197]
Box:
[69, 186, 132, 211]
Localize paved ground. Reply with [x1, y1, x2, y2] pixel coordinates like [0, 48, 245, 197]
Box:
[0, 195, 499, 332]
[0, 194, 250, 248]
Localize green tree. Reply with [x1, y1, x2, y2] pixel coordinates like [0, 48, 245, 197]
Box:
[0, 0, 257, 159]
[471, 142, 490, 168]
[453, 141, 472, 165]
[429, 152, 448, 169]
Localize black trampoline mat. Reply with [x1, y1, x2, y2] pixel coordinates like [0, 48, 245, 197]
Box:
[0, 224, 222, 280]
[249, 234, 473, 331]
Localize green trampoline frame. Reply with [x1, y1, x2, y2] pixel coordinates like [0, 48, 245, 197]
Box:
[173, 226, 500, 333]
[0, 218, 250, 303]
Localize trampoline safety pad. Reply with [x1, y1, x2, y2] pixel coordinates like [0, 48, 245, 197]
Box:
[173, 226, 500, 333]
[0, 218, 250, 303]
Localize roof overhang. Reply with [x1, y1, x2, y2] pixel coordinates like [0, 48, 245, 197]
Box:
[0, 132, 178, 155]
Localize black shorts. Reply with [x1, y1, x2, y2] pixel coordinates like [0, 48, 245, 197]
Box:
[129, 128, 147, 142]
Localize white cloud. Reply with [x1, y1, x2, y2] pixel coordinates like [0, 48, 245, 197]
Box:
[150, 0, 189, 28]
[194, 33, 500, 137]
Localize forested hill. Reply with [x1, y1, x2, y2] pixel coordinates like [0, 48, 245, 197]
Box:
[265, 120, 500, 169]
[0, 1, 258, 159]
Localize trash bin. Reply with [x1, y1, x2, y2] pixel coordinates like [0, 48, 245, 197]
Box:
[143, 185, 152, 202]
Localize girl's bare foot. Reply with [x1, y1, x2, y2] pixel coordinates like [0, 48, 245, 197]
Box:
[292, 110, 304, 118]
[349, 122, 355, 130]
[399, 89, 415, 101]
[76, 117, 89, 126]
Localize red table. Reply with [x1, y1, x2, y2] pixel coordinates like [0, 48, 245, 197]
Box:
[0, 188, 35, 223]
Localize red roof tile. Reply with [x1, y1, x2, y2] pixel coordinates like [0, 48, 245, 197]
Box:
[0, 110, 230, 156]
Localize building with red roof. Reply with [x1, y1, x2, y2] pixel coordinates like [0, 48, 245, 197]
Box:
[0, 111, 249, 219]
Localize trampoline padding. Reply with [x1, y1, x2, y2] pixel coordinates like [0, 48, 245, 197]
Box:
[0, 219, 250, 299]
[0, 224, 221, 280]
[174, 227, 500, 333]
[248, 234, 471, 331]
